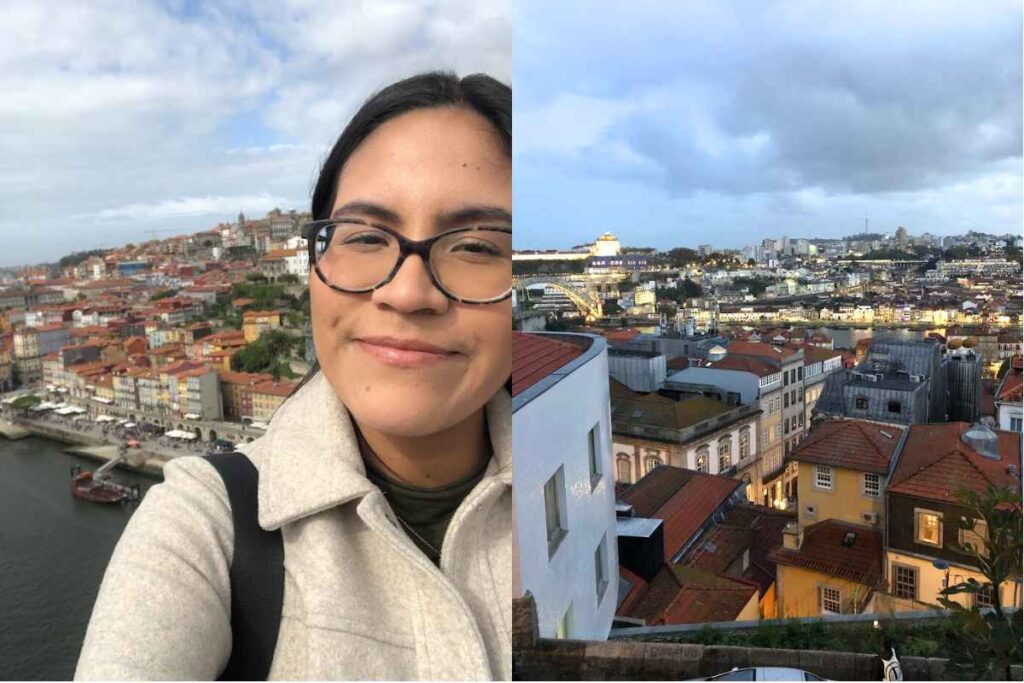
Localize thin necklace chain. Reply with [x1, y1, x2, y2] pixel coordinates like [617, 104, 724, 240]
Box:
[393, 512, 441, 560]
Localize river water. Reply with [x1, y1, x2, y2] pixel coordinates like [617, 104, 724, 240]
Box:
[0, 436, 159, 680]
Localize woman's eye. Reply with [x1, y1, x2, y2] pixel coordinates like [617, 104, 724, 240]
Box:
[450, 239, 500, 256]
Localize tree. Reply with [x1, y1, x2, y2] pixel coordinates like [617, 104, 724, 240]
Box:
[937, 484, 1023, 680]
[681, 278, 703, 299]
[602, 299, 622, 315]
[11, 395, 40, 412]
[665, 247, 699, 268]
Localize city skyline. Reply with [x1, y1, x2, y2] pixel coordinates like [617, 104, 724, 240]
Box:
[514, 0, 1022, 251]
[0, 0, 510, 268]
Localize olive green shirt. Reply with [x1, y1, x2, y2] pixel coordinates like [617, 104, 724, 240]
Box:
[358, 433, 489, 565]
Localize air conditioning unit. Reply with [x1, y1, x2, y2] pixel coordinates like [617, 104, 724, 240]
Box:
[910, 374, 924, 383]
[864, 375, 878, 383]
[861, 511, 879, 525]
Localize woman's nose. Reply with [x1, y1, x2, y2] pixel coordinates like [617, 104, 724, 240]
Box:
[370, 253, 450, 314]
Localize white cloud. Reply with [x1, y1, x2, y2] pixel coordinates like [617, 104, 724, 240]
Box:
[0, 0, 511, 267]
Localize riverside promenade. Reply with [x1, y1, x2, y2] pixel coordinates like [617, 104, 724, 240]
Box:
[0, 413, 199, 478]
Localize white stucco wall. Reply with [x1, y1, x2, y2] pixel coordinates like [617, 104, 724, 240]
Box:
[671, 367, 759, 404]
[513, 342, 618, 641]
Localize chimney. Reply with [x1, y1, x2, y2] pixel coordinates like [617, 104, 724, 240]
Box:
[782, 521, 803, 550]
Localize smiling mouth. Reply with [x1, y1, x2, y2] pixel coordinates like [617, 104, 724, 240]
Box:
[354, 336, 462, 368]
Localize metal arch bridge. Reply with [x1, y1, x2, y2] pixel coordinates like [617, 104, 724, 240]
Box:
[514, 275, 604, 321]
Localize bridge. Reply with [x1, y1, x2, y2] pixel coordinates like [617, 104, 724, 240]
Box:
[514, 276, 604, 321]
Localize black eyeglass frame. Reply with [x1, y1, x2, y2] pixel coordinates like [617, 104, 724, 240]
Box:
[301, 218, 513, 304]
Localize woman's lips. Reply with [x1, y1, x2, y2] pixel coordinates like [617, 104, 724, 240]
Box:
[355, 338, 461, 367]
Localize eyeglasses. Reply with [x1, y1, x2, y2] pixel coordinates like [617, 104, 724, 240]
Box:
[302, 219, 512, 304]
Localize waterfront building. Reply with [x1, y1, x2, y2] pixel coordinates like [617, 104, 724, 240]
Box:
[512, 331, 617, 640]
[218, 370, 274, 420]
[994, 355, 1022, 432]
[0, 340, 12, 391]
[13, 323, 71, 384]
[245, 379, 294, 422]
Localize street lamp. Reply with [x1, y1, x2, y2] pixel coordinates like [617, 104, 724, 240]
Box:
[932, 558, 951, 593]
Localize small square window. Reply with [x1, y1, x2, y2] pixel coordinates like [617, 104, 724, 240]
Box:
[915, 510, 942, 547]
[976, 584, 994, 609]
[863, 473, 880, 497]
[594, 536, 609, 601]
[893, 565, 917, 600]
[814, 465, 833, 490]
[804, 504, 817, 519]
[887, 400, 902, 413]
[855, 397, 868, 410]
[820, 586, 841, 614]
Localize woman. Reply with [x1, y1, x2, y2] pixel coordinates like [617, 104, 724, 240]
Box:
[75, 72, 512, 680]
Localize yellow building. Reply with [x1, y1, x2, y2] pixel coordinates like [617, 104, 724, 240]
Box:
[242, 310, 282, 343]
[770, 519, 883, 618]
[768, 419, 904, 618]
[247, 379, 297, 422]
[789, 419, 904, 529]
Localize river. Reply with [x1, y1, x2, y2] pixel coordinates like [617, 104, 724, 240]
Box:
[0, 436, 159, 680]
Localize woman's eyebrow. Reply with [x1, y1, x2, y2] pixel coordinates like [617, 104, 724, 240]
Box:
[438, 205, 512, 229]
[331, 201, 402, 224]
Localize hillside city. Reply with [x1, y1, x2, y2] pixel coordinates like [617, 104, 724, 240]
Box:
[510, 226, 1023, 679]
[0, 209, 314, 469]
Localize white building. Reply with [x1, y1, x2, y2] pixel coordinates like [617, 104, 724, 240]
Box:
[591, 232, 622, 257]
[512, 332, 617, 641]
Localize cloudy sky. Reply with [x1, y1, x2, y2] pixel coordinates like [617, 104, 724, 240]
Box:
[514, 0, 1022, 250]
[0, 0, 510, 267]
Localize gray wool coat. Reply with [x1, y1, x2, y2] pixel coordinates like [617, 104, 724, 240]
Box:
[74, 372, 512, 680]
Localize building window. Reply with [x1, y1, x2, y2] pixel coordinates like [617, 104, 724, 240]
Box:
[976, 584, 994, 609]
[798, 366, 803, 380]
[915, 509, 942, 547]
[644, 456, 661, 474]
[798, 412, 804, 427]
[820, 586, 842, 614]
[855, 397, 869, 410]
[784, 372, 790, 387]
[863, 473, 881, 498]
[555, 603, 573, 639]
[887, 400, 902, 414]
[616, 456, 631, 483]
[719, 447, 731, 473]
[814, 465, 833, 490]
[784, 393, 790, 408]
[742, 549, 750, 572]
[696, 446, 709, 473]
[959, 519, 988, 556]
[1011, 417, 1022, 432]
[784, 420, 790, 435]
[893, 565, 917, 600]
[739, 428, 750, 457]
[587, 423, 602, 488]
[544, 467, 568, 558]
[594, 536, 609, 601]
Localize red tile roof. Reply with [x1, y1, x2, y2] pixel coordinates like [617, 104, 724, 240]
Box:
[768, 520, 883, 586]
[511, 332, 585, 397]
[708, 355, 778, 377]
[682, 503, 794, 595]
[888, 423, 1022, 504]
[996, 356, 1022, 402]
[790, 419, 904, 474]
[620, 466, 743, 560]
[666, 355, 689, 371]
[624, 564, 757, 625]
[604, 328, 642, 342]
[727, 340, 799, 360]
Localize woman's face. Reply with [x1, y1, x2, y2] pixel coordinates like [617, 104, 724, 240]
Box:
[310, 107, 511, 438]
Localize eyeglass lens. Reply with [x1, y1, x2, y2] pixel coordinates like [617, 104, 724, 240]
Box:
[313, 222, 512, 301]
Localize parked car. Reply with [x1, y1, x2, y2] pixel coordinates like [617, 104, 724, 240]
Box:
[697, 668, 829, 681]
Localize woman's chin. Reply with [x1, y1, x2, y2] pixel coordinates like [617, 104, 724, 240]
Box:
[343, 394, 467, 438]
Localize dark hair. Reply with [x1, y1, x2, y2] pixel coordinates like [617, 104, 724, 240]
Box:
[291, 71, 512, 399]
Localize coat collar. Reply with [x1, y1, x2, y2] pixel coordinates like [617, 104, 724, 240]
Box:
[257, 371, 511, 531]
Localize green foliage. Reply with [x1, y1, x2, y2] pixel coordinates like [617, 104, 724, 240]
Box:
[733, 276, 769, 296]
[245, 272, 269, 283]
[936, 485, 1023, 679]
[57, 249, 109, 271]
[665, 248, 700, 268]
[656, 279, 703, 304]
[230, 330, 299, 375]
[224, 246, 257, 262]
[11, 395, 40, 410]
[603, 299, 622, 315]
[277, 273, 300, 284]
[150, 289, 179, 301]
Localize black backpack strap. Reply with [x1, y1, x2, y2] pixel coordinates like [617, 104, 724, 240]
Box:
[205, 453, 284, 681]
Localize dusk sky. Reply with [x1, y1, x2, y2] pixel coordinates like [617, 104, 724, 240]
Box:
[0, 0, 510, 267]
[514, 0, 1022, 251]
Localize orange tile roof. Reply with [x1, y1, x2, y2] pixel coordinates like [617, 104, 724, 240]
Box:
[511, 332, 585, 397]
[218, 370, 274, 385]
[790, 419, 904, 474]
[888, 423, 1021, 504]
[708, 355, 777, 377]
[249, 380, 296, 397]
[624, 564, 757, 625]
[769, 520, 883, 586]
[620, 466, 743, 561]
[996, 355, 1022, 402]
[727, 340, 799, 360]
